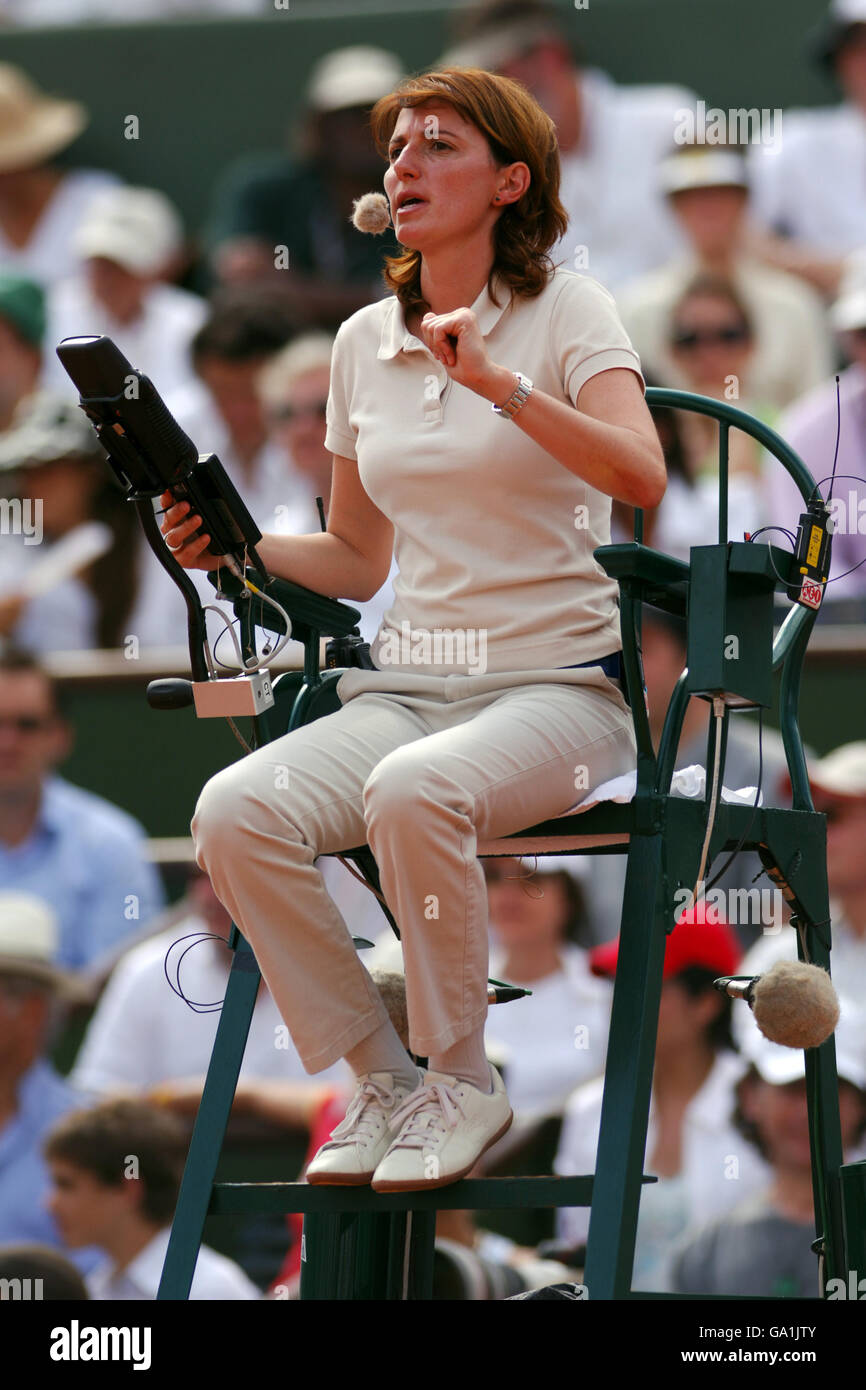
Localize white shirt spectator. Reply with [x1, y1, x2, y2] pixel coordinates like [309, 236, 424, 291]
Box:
[748, 102, 866, 255]
[124, 380, 309, 652]
[70, 918, 348, 1094]
[549, 70, 693, 293]
[554, 1049, 771, 1289]
[0, 170, 120, 287]
[0, 530, 97, 652]
[270, 484, 398, 655]
[622, 469, 767, 561]
[765, 363, 866, 599]
[125, 398, 396, 656]
[42, 277, 207, 401]
[86, 1226, 261, 1300]
[483, 943, 612, 1118]
[617, 253, 834, 410]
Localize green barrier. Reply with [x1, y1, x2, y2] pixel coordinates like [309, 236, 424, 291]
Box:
[2, 0, 836, 235]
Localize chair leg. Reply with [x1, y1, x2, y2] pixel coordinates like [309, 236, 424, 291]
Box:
[157, 930, 261, 1299]
[300, 1209, 436, 1300]
[797, 911, 846, 1288]
[583, 833, 668, 1299]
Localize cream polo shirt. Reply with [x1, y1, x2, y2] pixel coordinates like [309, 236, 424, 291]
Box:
[324, 266, 644, 677]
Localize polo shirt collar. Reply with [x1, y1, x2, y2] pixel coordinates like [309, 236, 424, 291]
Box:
[378, 270, 512, 360]
[96, 1228, 169, 1299]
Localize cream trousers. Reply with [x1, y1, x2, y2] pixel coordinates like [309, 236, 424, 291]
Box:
[190, 663, 636, 1072]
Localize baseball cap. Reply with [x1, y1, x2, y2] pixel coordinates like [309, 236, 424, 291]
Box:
[808, 741, 866, 799]
[0, 391, 103, 473]
[659, 149, 750, 197]
[0, 892, 86, 999]
[0, 274, 45, 348]
[811, 0, 866, 65]
[438, 15, 565, 71]
[830, 250, 866, 333]
[305, 47, 404, 114]
[590, 914, 741, 980]
[74, 186, 184, 277]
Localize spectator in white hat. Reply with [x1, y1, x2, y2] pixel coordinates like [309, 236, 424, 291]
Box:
[0, 890, 101, 1272]
[0, 392, 142, 652]
[734, 742, 866, 1056]
[204, 46, 405, 327]
[764, 251, 866, 606]
[617, 147, 833, 411]
[0, 64, 119, 290]
[748, 0, 866, 295]
[438, 0, 695, 293]
[670, 1004, 866, 1296]
[42, 187, 206, 402]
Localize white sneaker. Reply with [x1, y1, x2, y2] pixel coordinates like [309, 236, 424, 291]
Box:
[305, 1071, 419, 1186]
[371, 1066, 512, 1193]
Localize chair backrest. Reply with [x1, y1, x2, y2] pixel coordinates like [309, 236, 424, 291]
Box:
[595, 388, 823, 814]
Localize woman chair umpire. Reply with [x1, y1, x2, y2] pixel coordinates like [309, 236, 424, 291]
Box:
[160, 66, 666, 1193]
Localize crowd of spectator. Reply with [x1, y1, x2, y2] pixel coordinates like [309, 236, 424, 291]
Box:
[0, 0, 865, 1301]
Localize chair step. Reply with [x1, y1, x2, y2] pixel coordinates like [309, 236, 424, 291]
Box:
[209, 1173, 657, 1216]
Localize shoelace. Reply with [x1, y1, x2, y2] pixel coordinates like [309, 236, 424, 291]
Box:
[320, 1078, 400, 1150]
[387, 1080, 466, 1151]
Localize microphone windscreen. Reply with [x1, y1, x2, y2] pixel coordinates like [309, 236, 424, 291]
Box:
[752, 959, 840, 1049]
[351, 192, 392, 234]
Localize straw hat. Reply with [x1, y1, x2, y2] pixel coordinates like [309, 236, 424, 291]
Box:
[0, 65, 87, 174]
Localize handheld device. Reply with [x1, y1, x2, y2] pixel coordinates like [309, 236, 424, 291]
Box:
[55, 334, 268, 581]
[787, 498, 832, 611]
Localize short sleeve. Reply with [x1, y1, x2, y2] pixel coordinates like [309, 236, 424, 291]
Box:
[550, 273, 645, 409]
[324, 325, 358, 461]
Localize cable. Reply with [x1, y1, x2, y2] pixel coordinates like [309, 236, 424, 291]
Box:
[332, 854, 392, 908]
[826, 553, 866, 584]
[240, 576, 295, 661]
[702, 706, 764, 894]
[163, 931, 231, 1013]
[212, 614, 243, 671]
[827, 375, 842, 503]
[201, 602, 251, 671]
[745, 526, 797, 588]
[692, 696, 726, 907]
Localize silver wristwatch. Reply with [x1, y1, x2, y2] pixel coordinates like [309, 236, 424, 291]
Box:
[491, 371, 533, 420]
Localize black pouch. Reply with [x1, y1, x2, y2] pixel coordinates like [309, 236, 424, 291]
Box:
[324, 633, 377, 670]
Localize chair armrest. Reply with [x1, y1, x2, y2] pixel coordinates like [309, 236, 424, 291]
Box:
[208, 567, 362, 638]
[594, 543, 690, 616]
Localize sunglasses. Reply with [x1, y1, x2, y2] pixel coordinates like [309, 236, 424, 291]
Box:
[670, 325, 751, 350]
[0, 714, 56, 733]
[270, 400, 329, 423]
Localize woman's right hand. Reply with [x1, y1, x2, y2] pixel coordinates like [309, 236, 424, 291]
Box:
[159, 490, 226, 570]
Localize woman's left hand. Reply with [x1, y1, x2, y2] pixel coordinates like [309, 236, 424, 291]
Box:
[419, 307, 513, 401]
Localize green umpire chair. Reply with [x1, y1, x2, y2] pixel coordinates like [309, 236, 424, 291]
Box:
[153, 389, 864, 1300]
